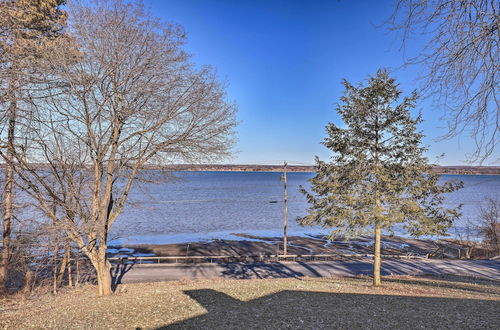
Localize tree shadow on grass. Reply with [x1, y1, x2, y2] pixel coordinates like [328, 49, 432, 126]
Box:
[111, 263, 134, 291]
[381, 259, 500, 281]
[419, 274, 500, 286]
[156, 289, 500, 329]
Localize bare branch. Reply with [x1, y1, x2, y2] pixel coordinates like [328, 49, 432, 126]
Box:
[388, 0, 499, 163]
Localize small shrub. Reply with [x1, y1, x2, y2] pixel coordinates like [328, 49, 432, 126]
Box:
[478, 198, 500, 255]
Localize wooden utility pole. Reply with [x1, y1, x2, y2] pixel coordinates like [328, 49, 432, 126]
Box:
[282, 161, 288, 256]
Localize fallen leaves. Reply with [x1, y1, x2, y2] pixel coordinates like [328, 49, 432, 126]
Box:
[0, 275, 498, 329]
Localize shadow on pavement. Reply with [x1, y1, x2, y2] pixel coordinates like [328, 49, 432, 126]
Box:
[220, 262, 305, 279]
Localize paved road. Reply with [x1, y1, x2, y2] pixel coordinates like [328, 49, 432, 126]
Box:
[112, 259, 500, 284]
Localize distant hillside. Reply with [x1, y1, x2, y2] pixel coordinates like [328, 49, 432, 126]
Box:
[429, 166, 500, 175]
[164, 164, 500, 175]
[2, 163, 498, 174]
[165, 164, 313, 172]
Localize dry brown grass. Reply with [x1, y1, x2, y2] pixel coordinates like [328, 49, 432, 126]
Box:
[1, 275, 499, 329]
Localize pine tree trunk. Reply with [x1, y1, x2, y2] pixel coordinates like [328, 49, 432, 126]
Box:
[0, 101, 16, 289]
[373, 224, 382, 286]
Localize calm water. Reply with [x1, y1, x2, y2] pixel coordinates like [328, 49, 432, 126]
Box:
[111, 172, 500, 244]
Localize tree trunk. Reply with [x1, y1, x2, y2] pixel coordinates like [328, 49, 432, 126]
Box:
[0, 101, 17, 287]
[67, 251, 73, 288]
[22, 270, 33, 295]
[373, 224, 382, 286]
[0, 165, 13, 288]
[93, 252, 112, 296]
[53, 244, 59, 294]
[0, 102, 15, 289]
[56, 244, 70, 287]
[75, 254, 80, 287]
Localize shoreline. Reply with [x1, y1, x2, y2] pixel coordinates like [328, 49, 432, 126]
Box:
[108, 233, 494, 260]
[151, 165, 500, 175]
[3, 163, 499, 175]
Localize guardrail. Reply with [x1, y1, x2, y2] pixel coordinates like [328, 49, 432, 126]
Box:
[108, 253, 427, 264]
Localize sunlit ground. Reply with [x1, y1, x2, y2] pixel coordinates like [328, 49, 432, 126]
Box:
[1, 276, 499, 329]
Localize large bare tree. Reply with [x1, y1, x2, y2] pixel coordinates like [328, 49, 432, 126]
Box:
[0, 0, 67, 289]
[7, 0, 237, 296]
[388, 0, 499, 163]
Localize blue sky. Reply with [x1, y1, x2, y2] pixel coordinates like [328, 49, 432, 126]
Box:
[143, 0, 488, 166]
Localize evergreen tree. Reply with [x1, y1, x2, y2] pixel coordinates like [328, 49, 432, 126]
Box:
[299, 69, 463, 286]
[0, 0, 67, 288]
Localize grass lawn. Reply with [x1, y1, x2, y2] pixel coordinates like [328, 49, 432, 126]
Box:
[1, 275, 499, 329]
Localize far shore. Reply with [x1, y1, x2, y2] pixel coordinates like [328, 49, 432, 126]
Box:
[1, 163, 499, 175]
[149, 164, 500, 175]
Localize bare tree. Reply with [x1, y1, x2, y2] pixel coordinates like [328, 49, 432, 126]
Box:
[388, 0, 499, 163]
[478, 198, 500, 255]
[6, 0, 237, 296]
[0, 0, 67, 289]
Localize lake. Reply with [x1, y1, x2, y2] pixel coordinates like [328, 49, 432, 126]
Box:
[111, 172, 500, 245]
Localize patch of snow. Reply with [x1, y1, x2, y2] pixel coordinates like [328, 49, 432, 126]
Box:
[382, 241, 411, 250]
[107, 247, 135, 254]
[323, 242, 333, 249]
[354, 241, 373, 247]
[112, 252, 155, 258]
